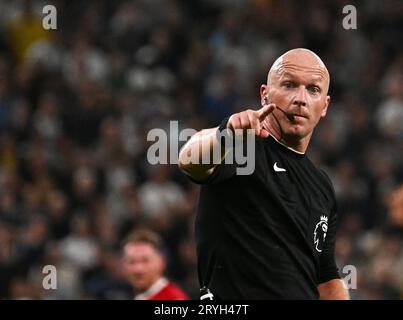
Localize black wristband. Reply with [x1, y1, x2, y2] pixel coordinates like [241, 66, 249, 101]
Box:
[218, 116, 230, 132]
[216, 116, 233, 147]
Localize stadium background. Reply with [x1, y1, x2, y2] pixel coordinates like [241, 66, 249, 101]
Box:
[0, 0, 402, 299]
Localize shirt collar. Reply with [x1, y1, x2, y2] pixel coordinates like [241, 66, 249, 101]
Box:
[270, 134, 305, 155]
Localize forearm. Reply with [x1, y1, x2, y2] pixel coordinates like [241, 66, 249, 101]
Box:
[178, 105, 274, 180]
[318, 279, 350, 300]
[178, 127, 228, 180]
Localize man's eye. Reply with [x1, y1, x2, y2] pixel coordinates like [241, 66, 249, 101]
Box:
[309, 86, 321, 94]
[282, 82, 294, 88]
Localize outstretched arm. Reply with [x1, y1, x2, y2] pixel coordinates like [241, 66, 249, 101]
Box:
[178, 104, 274, 181]
[178, 127, 224, 181]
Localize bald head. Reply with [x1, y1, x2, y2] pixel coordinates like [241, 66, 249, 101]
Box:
[268, 48, 330, 94]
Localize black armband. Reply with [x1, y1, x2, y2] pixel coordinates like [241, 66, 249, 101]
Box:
[218, 116, 230, 132]
[216, 117, 232, 146]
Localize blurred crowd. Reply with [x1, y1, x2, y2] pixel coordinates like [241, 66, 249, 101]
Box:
[0, 0, 402, 299]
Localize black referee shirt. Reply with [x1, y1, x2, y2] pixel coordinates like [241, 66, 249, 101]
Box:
[190, 134, 340, 300]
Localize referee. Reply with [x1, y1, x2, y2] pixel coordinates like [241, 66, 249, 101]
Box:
[178, 48, 349, 300]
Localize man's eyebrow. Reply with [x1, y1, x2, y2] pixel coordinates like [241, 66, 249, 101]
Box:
[281, 72, 324, 84]
[311, 75, 324, 83]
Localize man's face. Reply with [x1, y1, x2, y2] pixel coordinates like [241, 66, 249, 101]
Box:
[122, 242, 165, 292]
[261, 50, 330, 141]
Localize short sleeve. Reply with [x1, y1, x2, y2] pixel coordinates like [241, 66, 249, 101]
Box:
[186, 159, 236, 185]
[317, 204, 341, 284]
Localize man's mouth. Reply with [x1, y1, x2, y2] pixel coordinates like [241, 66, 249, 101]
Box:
[276, 106, 309, 121]
[291, 114, 309, 119]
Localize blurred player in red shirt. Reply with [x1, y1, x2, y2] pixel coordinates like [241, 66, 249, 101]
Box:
[122, 229, 190, 300]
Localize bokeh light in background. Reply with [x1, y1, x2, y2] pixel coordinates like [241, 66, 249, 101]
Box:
[0, 0, 402, 299]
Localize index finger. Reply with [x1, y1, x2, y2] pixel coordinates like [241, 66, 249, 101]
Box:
[257, 104, 275, 121]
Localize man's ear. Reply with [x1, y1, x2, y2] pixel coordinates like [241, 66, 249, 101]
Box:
[321, 95, 331, 118]
[260, 84, 268, 106]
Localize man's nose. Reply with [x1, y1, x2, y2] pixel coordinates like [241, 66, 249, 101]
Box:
[292, 86, 307, 107]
